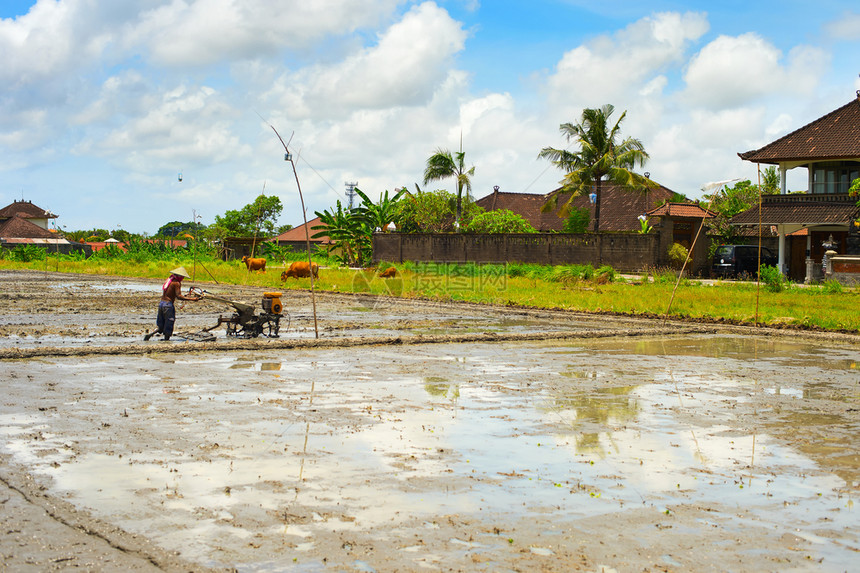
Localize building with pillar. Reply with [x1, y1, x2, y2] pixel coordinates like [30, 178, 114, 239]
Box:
[733, 94, 860, 283]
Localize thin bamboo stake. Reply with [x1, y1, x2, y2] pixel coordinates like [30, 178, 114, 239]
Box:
[755, 164, 763, 326]
[664, 198, 713, 320]
[245, 181, 266, 284]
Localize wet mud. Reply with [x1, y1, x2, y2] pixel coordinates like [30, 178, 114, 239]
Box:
[1, 269, 858, 571]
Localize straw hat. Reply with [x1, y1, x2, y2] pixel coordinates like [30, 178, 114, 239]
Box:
[170, 266, 191, 278]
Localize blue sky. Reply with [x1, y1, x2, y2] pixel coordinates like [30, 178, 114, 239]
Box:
[1, 0, 859, 234]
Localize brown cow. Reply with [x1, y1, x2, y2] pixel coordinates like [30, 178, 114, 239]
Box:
[241, 256, 266, 271]
[378, 266, 397, 278]
[281, 261, 319, 280]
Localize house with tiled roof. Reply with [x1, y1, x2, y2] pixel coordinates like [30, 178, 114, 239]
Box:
[472, 186, 722, 272]
[734, 94, 860, 282]
[474, 184, 681, 232]
[272, 216, 331, 252]
[0, 199, 91, 255]
[0, 199, 57, 230]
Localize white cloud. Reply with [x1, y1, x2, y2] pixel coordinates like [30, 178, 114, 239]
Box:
[683, 34, 782, 108]
[0, 0, 79, 85]
[75, 83, 250, 171]
[546, 12, 708, 113]
[683, 34, 828, 109]
[265, 2, 467, 119]
[823, 11, 860, 40]
[130, 0, 400, 67]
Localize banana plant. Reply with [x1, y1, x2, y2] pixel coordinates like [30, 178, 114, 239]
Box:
[354, 186, 408, 232]
[313, 201, 369, 267]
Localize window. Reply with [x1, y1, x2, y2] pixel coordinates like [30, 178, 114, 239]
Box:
[811, 161, 860, 194]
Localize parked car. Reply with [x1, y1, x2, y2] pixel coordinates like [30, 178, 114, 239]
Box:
[711, 245, 777, 278]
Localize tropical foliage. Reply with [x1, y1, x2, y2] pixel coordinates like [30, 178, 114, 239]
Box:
[312, 187, 408, 267]
[354, 187, 407, 232]
[395, 188, 482, 233]
[703, 177, 780, 252]
[464, 209, 536, 234]
[423, 142, 475, 229]
[539, 104, 653, 231]
[209, 194, 283, 239]
[667, 242, 689, 270]
[156, 220, 204, 238]
[562, 206, 591, 233]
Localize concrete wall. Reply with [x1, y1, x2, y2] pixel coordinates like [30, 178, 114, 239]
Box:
[373, 232, 672, 273]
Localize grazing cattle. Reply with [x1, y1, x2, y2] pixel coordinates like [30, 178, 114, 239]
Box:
[241, 256, 266, 271]
[281, 261, 319, 280]
[378, 266, 397, 278]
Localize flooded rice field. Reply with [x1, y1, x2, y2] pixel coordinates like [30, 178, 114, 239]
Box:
[1, 269, 858, 572]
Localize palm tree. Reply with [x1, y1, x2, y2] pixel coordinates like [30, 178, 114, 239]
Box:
[423, 138, 475, 229]
[539, 104, 652, 232]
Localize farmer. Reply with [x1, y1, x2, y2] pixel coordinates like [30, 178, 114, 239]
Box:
[154, 266, 201, 341]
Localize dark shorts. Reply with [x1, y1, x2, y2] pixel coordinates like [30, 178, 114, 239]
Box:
[156, 301, 176, 339]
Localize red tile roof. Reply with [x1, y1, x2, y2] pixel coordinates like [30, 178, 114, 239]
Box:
[274, 217, 330, 243]
[0, 199, 57, 220]
[475, 185, 682, 232]
[738, 98, 860, 163]
[646, 202, 715, 218]
[0, 214, 56, 239]
[730, 194, 859, 225]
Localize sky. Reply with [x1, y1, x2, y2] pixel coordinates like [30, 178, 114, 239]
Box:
[1, 0, 859, 234]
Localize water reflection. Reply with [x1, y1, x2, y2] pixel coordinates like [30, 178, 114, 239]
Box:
[545, 372, 640, 456]
[228, 362, 283, 371]
[423, 376, 460, 400]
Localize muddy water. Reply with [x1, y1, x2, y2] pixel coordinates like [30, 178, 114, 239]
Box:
[2, 332, 858, 571]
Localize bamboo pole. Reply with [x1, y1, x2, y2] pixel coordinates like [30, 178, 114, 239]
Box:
[261, 118, 319, 338]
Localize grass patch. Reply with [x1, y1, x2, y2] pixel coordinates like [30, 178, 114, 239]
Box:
[3, 259, 858, 332]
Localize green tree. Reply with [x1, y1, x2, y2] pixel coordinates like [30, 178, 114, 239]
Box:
[423, 140, 475, 229]
[212, 194, 283, 237]
[156, 221, 201, 238]
[61, 229, 89, 242]
[313, 200, 367, 267]
[313, 188, 409, 267]
[761, 166, 780, 195]
[354, 187, 408, 232]
[465, 209, 536, 234]
[110, 228, 133, 242]
[83, 228, 110, 241]
[848, 177, 860, 225]
[562, 206, 591, 233]
[703, 179, 762, 250]
[539, 104, 652, 232]
[395, 188, 481, 233]
[657, 192, 689, 206]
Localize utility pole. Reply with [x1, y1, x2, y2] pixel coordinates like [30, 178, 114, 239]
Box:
[345, 181, 358, 209]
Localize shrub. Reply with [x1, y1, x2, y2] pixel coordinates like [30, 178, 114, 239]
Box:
[5, 244, 46, 262]
[821, 279, 843, 294]
[595, 265, 616, 283]
[667, 243, 689, 270]
[465, 210, 536, 234]
[759, 264, 786, 292]
[562, 206, 591, 233]
[652, 268, 678, 284]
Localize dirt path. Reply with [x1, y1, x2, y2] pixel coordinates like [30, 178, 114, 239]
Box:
[1, 269, 858, 571]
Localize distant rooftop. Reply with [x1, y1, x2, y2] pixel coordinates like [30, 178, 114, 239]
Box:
[0, 199, 57, 221]
[475, 185, 682, 232]
[738, 97, 860, 163]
